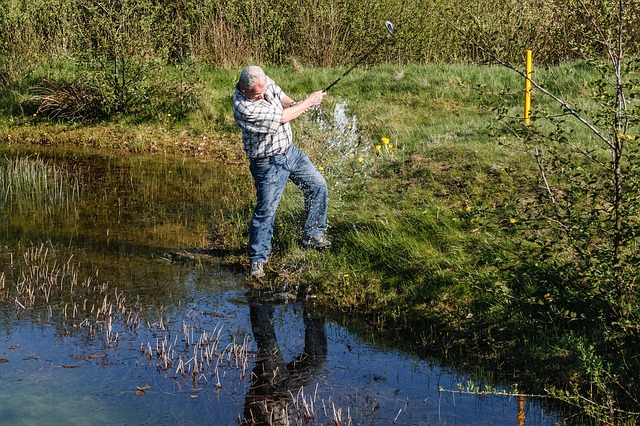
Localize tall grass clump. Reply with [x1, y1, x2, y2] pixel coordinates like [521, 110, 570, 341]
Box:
[0, 243, 141, 345]
[0, 155, 80, 213]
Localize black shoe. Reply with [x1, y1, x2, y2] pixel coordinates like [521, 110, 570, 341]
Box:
[302, 235, 331, 250]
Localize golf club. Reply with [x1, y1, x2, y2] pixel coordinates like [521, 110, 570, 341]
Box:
[323, 21, 395, 92]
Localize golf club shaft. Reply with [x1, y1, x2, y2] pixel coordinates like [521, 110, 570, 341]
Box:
[323, 28, 393, 92]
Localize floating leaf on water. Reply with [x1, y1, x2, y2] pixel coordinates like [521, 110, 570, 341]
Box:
[0, 359, 9, 363]
[203, 311, 225, 317]
[9, 344, 20, 349]
[89, 353, 107, 359]
[137, 385, 154, 391]
[135, 385, 154, 396]
[70, 355, 88, 361]
[62, 364, 79, 368]
[97, 361, 118, 365]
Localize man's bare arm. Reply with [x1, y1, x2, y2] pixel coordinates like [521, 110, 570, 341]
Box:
[280, 91, 326, 123]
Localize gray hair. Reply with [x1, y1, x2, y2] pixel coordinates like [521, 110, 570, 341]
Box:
[239, 65, 266, 90]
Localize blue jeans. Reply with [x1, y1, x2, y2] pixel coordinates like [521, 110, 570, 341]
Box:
[249, 144, 328, 263]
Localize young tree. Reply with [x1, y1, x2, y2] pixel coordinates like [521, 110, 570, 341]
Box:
[445, 0, 640, 422]
[73, 0, 162, 115]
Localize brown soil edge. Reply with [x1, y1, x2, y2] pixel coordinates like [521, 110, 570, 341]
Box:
[0, 124, 246, 165]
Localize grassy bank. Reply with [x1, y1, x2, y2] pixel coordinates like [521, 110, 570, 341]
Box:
[2, 62, 639, 423]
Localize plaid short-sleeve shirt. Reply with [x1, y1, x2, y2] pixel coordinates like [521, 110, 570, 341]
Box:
[233, 77, 293, 159]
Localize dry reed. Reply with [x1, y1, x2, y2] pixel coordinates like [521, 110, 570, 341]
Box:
[1, 243, 351, 424]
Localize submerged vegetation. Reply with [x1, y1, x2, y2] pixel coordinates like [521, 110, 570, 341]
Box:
[2, 0, 640, 423]
[0, 243, 360, 424]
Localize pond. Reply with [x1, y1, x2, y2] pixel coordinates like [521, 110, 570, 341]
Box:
[0, 147, 565, 425]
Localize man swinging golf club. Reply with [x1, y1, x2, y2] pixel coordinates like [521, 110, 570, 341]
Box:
[233, 23, 394, 278]
[233, 65, 331, 279]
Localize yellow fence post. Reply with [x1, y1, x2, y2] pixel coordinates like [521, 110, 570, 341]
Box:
[518, 393, 526, 425]
[524, 50, 532, 125]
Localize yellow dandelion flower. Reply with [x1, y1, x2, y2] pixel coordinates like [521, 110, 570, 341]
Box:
[381, 137, 390, 145]
[510, 218, 517, 224]
[318, 166, 324, 171]
[627, 134, 635, 140]
[465, 206, 472, 212]
[33, 113, 37, 117]
[388, 144, 394, 149]
[375, 145, 382, 150]
[343, 274, 349, 278]
[358, 157, 364, 163]
[167, 113, 172, 117]
[452, 217, 458, 222]
[349, 153, 355, 158]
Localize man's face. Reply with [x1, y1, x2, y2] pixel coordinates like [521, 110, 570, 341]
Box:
[243, 78, 266, 101]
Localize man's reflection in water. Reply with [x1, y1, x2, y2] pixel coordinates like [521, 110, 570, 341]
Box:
[244, 302, 327, 425]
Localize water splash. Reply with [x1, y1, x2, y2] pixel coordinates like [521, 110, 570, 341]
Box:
[318, 101, 360, 156]
[313, 101, 372, 199]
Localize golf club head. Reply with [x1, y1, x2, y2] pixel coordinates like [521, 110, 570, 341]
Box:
[385, 21, 395, 37]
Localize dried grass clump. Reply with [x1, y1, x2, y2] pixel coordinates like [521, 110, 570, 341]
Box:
[32, 79, 105, 123]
